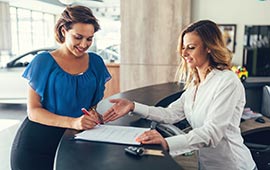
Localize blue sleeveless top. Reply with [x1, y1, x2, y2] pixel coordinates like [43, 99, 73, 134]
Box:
[22, 52, 111, 118]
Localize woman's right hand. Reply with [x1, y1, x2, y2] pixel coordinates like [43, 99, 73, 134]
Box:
[73, 109, 99, 130]
[103, 98, 134, 122]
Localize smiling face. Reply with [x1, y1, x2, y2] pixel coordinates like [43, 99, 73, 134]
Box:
[182, 32, 210, 71]
[62, 23, 95, 57]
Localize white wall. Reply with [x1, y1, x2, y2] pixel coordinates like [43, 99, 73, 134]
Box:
[191, 0, 270, 65]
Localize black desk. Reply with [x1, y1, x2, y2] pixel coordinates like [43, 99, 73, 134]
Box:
[55, 82, 183, 170]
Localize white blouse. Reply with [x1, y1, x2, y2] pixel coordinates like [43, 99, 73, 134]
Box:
[133, 69, 256, 170]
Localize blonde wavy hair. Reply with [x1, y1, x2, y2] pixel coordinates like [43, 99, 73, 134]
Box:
[175, 20, 233, 89]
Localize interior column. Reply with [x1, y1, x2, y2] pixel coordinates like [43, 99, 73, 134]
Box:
[120, 0, 191, 91]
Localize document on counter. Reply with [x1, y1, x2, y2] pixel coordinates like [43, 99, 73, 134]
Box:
[75, 125, 150, 145]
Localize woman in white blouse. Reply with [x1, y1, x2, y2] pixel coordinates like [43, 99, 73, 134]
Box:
[103, 20, 256, 170]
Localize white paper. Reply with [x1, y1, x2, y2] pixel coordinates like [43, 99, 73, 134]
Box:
[75, 125, 150, 145]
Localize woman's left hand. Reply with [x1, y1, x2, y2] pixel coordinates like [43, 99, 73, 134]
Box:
[136, 130, 169, 151]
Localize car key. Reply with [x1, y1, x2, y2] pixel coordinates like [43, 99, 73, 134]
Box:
[125, 146, 144, 156]
[125, 146, 164, 157]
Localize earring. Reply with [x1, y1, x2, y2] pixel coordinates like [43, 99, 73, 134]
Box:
[62, 30, 65, 37]
[61, 27, 66, 36]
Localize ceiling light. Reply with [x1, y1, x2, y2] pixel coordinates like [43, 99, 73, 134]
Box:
[58, 0, 77, 5]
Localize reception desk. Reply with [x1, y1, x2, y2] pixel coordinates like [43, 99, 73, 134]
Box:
[54, 81, 270, 170]
[55, 82, 184, 170]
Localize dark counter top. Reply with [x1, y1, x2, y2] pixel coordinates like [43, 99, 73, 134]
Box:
[55, 82, 184, 170]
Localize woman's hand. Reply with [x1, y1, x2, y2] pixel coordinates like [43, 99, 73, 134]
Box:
[103, 98, 134, 122]
[72, 109, 100, 130]
[136, 130, 169, 151]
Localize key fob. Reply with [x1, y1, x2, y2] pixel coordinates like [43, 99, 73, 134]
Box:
[125, 146, 144, 156]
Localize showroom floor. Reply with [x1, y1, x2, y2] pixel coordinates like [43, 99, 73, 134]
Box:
[0, 104, 27, 170]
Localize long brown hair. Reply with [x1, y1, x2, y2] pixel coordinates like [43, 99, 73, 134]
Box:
[54, 5, 100, 43]
[176, 20, 232, 88]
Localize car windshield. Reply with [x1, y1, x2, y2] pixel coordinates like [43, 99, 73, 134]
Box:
[12, 53, 34, 67]
[97, 44, 120, 63]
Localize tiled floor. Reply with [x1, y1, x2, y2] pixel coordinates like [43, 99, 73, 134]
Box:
[0, 104, 27, 170]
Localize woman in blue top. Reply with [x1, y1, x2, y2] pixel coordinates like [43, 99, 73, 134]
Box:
[11, 5, 111, 170]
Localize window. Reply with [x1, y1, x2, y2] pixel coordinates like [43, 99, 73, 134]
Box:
[10, 6, 56, 56]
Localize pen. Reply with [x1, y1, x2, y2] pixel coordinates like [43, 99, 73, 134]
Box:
[90, 107, 104, 124]
[81, 108, 99, 125]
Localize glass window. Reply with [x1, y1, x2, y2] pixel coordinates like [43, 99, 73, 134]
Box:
[10, 7, 18, 55]
[17, 8, 32, 54]
[9, 6, 56, 56]
[32, 11, 44, 49]
[44, 13, 55, 47]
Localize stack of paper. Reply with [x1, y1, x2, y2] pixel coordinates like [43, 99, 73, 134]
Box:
[75, 125, 150, 145]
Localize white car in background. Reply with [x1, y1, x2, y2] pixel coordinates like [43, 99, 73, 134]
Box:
[0, 45, 119, 104]
[0, 48, 55, 104]
[97, 44, 120, 63]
